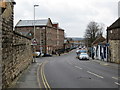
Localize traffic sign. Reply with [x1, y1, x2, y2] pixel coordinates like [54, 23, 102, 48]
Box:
[31, 38, 37, 45]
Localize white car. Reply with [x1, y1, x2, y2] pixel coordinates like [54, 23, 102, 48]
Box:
[33, 52, 41, 57]
[78, 53, 89, 60]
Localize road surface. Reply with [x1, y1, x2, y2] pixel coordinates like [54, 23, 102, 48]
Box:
[36, 49, 119, 89]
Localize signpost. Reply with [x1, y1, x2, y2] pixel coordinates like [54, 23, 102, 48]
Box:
[31, 38, 37, 63]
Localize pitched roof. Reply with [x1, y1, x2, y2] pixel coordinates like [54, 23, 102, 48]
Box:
[53, 23, 58, 28]
[107, 17, 120, 30]
[15, 19, 49, 27]
[92, 35, 106, 45]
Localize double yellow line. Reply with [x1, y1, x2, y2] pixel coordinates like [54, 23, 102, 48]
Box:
[37, 61, 51, 90]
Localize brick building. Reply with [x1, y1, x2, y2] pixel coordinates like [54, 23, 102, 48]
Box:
[53, 23, 64, 51]
[15, 18, 65, 55]
[107, 17, 120, 63]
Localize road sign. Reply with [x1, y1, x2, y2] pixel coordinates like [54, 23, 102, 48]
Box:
[31, 38, 37, 45]
[106, 43, 110, 46]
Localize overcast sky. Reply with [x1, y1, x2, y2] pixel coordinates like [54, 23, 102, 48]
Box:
[14, 0, 119, 38]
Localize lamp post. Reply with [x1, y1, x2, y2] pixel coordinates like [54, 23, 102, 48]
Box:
[33, 4, 39, 63]
[34, 4, 39, 39]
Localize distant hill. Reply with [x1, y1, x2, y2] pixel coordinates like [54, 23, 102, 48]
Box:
[66, 37, 84, 41]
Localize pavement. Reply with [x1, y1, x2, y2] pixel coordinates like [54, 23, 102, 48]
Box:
[91, 59, 119, 69]
[13, 62, 40, 88]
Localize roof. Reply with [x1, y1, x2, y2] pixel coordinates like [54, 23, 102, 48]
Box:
[13, 31, 31, 40]
[52, 23, 64, 30]
[20, 31, 30, 36]
[92, 35, 106, 45]
[58, 27, 64, 30]
[16, 31, 33, 39]
[107, 17, 120, 30]
[101, 40, 107, 45]
[15, 19, 49, 27]
[53, 23, 58, 28]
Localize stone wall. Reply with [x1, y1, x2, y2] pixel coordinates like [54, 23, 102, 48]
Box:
[1, 1, 33, 88]
[108, 28, 120, 40]
[109, 40, 120, 64]
[0, 7, 2, 90]
[2, 30, 33, 88]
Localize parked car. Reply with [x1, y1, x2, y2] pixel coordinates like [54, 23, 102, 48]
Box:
[76, 50, 81, 55]
[33, 52, 41, 58]
[42, 53, 52, 57]
[78, 53, 89, 60]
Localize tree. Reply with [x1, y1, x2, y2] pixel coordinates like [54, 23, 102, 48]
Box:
[84, 21, 104, 47]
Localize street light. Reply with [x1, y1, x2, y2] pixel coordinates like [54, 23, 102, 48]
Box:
[34, 4, 39, 39]
[33, 4, 39, 63]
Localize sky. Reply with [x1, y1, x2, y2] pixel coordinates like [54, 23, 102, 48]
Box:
[14, 0, 119, 38]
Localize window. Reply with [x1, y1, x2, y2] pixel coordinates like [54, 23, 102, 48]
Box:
[36, 27, 40, 29]
[110, 30, 113, 33]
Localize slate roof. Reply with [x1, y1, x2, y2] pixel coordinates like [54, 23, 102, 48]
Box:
[107, 17, 120, 30]
[20, 31, 30, 36]
[15, 19, 48, 27]
[92, 35, 106, 45]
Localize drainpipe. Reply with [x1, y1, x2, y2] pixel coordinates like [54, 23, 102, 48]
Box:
[45, 26, 47, 55]
[106, 27, 109, 62]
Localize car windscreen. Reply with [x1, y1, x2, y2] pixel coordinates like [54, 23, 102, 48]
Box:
[80, 50, 87, 53]
[81, 53, 87, 55]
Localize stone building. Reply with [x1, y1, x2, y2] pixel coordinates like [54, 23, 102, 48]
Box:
[15, 18, 65, 55]
[107, 17, 120, 63]
[1, 0, 33, 88]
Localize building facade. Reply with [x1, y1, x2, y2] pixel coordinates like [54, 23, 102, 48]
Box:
[92, 35, 108, 61]
[107, 17, 120, 63]
[15, 18, 65, 55]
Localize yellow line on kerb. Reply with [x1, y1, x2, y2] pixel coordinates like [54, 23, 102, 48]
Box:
[41, 63, 47, 88]
[37, 63, 42, 88]
[43, 62, 51, 89]
[41, 61, 51, 90]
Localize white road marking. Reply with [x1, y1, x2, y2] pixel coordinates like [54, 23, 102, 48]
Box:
[115, 82, 120, 86]
[75, 66, 82, 70]
[99, 62, 110, 66]
[112, 77, 118, 80]
[87, 71, 104, 79]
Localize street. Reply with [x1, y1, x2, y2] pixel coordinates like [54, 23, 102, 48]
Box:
[14, 49, 119, 89]
[38, 49, 119, 88]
